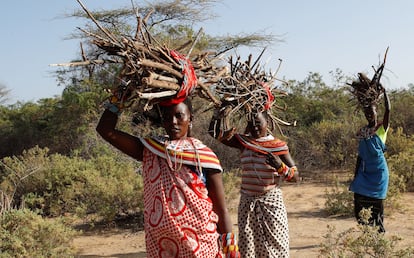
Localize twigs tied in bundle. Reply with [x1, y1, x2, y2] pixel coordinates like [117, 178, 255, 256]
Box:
[214, 49, 295, 135]
[348, 47, 389, 110]
[52, 0, 225, 119]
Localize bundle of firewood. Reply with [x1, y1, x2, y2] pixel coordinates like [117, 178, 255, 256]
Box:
[349, 47, 389, 109]
[53, 0, 225, 116]
[53, 1, 297, 131]
[214, 49, 295, 133]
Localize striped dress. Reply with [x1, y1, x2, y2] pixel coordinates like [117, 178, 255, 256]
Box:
[236, 134, 291, 258]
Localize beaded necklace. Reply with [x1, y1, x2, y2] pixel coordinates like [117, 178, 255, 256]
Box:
[164, 139, 183, 172]
[164, 138, 203, 175]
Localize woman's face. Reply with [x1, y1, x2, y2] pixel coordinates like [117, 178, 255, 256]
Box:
[247, 112, 268, 139]
[363, 105, 377, 127]
[162, 102, 192, 140]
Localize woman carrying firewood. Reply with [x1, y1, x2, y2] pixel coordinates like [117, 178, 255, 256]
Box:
[96, 77, 240, 256]
[209, 99, 298, 257]
[349, 87, 391, 233]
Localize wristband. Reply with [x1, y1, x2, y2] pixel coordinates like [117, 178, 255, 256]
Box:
[277, 162, 289, 176]
[285, 166, 297, 181]
[103, 100, 122, 116]
[103, 83, 133, 115]
[220, 233, 240, 258]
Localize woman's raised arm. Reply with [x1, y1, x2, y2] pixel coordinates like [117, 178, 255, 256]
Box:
[382, 90, 391, 131]
[96, 109, 144, 161]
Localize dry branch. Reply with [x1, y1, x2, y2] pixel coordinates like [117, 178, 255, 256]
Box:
[213, 51, 294, 135]
[348, 47, 389, 109]
[54, 0, 228, 120]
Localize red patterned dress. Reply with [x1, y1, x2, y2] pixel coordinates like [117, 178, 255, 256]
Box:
[139, 136, 223, 257]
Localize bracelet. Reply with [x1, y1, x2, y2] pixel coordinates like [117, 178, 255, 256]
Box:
[103, 100, 122, 116]
[277, 162, 289, 175]
[285, 166, 297, 181]
[220, 233, 240, 257]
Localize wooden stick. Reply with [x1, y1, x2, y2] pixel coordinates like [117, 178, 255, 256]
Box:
[156, 46, 181, 69]
[76, 0, 121, 46]
[138, 90, 177, 99]
[49, 59, 119, 67]
[142, 77, 180, 90]
[77, 27, 108, 43]
[149, 72, 179, 83]
[176, 40, 193, 52]
[205, 67, 229, 83]
[198, 81, 221, 106]
[139, 59, 183, 79]
[186, 27, 204, 58]
[251, 47, 266, 71]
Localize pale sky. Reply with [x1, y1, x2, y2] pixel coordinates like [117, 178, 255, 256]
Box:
[1, 1, 413, 103]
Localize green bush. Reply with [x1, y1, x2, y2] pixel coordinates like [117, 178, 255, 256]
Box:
[324, 179, 354, 217]
[319, 210, 413, 258]
[0, 209, 77, 257]
[80, 154, 144, 221]
[387, 130, 414, 192]
[386, 127, 414, 156]
[291, 119, 357, 170]
[0, 146, 144, 222]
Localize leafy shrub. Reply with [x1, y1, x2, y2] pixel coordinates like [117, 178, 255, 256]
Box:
[292, 119, 357, 170]
[389, 88, 414, 136]
[324, 179, 354, 217]
[0, 146, 144, 222]
[387, 129, 414, 192]
[79, 154, 144, 221]
[0, 209, 77, 257]
[386, 127, 414, 156]
[385, 170, 405, 211]
[319, 210, 413, 257]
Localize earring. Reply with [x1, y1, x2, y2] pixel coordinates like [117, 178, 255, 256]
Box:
[189, 123, 193, 129]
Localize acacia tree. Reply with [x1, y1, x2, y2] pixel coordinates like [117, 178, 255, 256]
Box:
[0, 84, 10, 105]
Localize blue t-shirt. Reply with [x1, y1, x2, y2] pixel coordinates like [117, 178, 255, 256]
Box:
[349, 125, 389, 199]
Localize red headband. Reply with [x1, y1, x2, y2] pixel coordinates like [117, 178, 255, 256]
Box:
[158, 50, 197, 106]
[260, 81, 275, 110]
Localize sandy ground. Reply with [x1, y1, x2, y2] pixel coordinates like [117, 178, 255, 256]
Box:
[73, 181, 414, 258]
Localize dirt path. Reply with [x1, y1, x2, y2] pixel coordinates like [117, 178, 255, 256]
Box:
[73, 182, 414, 258]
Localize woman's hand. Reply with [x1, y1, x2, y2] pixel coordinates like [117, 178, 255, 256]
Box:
[286, 167, 300, 183]
[220, 128, 236, 141]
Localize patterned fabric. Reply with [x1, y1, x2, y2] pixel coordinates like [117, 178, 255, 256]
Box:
[139, 136, 223, 257]
[140, 136, 223, 173]
[238, 187, 289, 258]
[350, 125, 389, 199]
[235, 134, 289, 195]
[235, 134, 290, 257]
[239, 148, 281, 194]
